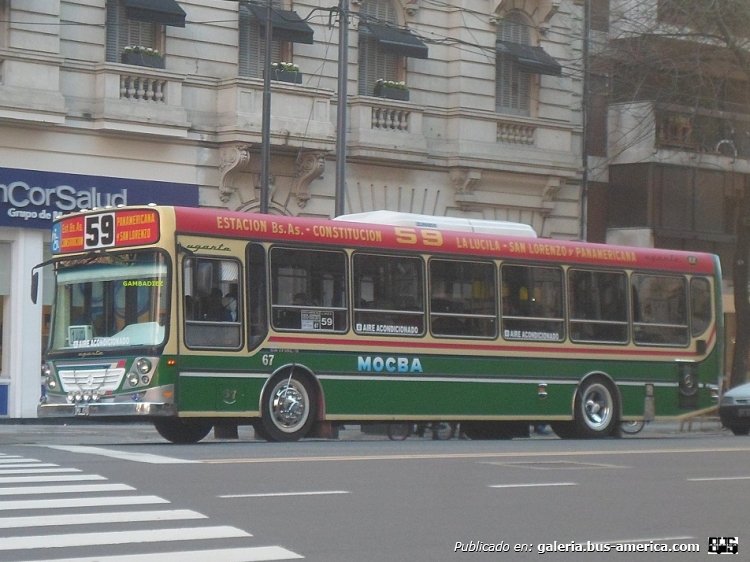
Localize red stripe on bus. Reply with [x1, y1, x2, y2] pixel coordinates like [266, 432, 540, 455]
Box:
[173, 206, 718, 273]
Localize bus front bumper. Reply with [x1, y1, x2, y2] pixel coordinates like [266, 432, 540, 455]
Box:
[38, 385, 175, 418]
[37, 401, 175, 417]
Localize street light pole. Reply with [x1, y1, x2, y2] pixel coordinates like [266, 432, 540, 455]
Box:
[334, 0, 348, 217]
[259, 0, 273, 214]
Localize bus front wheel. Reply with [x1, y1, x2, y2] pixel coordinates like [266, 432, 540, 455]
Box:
[260, 371, 317, 442]
[573, 377, 619, 438]
[153, 418, 213, 444]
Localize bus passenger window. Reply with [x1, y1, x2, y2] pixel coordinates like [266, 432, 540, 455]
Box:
[182, 256, 242, 349]
[353, 253, 425, 337]
[631, 273, 688, 346]
[568, 269, 628, 344]
[429, 259, 496, 338]
[269, 247, 347, 333]
[690, 277, 711, 337]
[501, 264, 563, 342]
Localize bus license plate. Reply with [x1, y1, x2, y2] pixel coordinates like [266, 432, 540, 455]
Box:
[75, 405, 90, 416]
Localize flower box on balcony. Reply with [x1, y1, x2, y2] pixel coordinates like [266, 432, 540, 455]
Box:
[271, 69, 303, 84]
[121, 47, 164, 69]
[374, 80, 409, 101]
[270, 62, 302, 84]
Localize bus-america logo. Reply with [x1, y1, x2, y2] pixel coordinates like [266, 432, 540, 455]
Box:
[357, 356, 423, 373]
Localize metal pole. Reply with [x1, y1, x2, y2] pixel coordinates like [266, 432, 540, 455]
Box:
[334, 0, 348, 217]
[580, 0, 590, 240]
[259, 0, 273, 214]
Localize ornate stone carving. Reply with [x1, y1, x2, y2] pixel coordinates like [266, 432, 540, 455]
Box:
[219, 144, 254, 203]
[450, 168, 482, 210]
[292, 151, 326, 207]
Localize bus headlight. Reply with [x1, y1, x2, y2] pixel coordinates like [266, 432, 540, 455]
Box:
[127, 373, 140, 387]
[135, 358, 153, 375]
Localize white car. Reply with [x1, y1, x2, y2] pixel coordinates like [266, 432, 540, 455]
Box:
[719, 382, 750, 436]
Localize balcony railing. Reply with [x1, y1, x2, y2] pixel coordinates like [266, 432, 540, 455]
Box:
[348, 96, 427, 162]
[610, 101, 750, 166]
[655, 106, 750, 159]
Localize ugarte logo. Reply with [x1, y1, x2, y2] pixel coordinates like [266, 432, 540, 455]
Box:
[357, 356, 423, 373]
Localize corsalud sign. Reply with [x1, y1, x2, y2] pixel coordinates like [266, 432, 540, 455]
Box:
[0, 167, 199, 229]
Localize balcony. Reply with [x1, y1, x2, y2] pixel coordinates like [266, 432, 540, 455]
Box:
[91, 63, 189, 137]
[215, 78, 334, 151]
[348, 96, 427, 162]
[609, 101, 750, 173]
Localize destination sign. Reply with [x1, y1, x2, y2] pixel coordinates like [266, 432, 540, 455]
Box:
[52, 209, 160, 254]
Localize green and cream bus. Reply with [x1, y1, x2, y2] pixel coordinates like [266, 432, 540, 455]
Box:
[36, 205, 722, 443]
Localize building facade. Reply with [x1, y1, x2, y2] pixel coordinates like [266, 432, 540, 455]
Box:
[0, 0, 584, 417]
[585, 0, 750, 378]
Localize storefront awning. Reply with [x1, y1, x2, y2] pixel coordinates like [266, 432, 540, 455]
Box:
[123, 0, 186, 28]
[496, 41, 561, 76]
[360, 22, 428, 59]
[246, 4, 314, 44]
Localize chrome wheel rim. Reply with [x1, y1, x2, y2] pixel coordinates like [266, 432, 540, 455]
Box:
[581, 382, 613, 431]
[269, 379, 309, 433]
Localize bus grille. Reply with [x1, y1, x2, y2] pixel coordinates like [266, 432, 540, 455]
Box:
[58, 365, 125, 393]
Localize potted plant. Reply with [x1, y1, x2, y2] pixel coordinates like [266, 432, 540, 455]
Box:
[374, 79, 409, 101]
[121, 46, 164, 69]
[270, 62, 302, 84]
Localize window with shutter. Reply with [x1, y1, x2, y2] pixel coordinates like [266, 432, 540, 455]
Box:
[106, 1, 160, 63]
[238, 2, 292, 78]
[496, 11, 532, 116]
[357, 0, 401, 96]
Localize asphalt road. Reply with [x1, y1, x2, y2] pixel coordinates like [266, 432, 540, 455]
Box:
[0, 420, 746, 562]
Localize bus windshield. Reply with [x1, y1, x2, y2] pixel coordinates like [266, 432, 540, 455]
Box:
[49, 251, 169, 352]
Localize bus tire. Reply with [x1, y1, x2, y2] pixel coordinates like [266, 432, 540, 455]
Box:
[728, 424, 750, 436]
[153, 418, 213, 444]
[573, 377, 619, 438]
[260, 371, 317, 442]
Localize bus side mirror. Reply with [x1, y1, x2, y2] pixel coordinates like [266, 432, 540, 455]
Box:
[31, 271, 39, 304]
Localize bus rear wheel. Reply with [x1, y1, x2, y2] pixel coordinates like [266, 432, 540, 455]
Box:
[573, 377, 619, 438]
[153, 418, 213, 444]
[260, 371, 317, 442]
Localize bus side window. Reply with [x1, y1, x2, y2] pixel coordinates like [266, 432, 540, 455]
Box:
[429, 259, 496, 338]
[568, 269, 627, 344]
[182, 256, 242, 349]
[501, 264, 563, 342]
[353, 253, 425, 336]
[269, 247, 347, 333]
[690, 277, 711, 337]
[247, 243, 268, 349]
[631, 273, 688, 346]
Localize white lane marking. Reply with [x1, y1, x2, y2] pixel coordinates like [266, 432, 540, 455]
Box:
[0, 525, 251, 551]
[688, 476, 750, 482]
[0, 495, 168, 511]
[0, 474, 106, 484]
[204, 445, 750, 464]
[220, 490, 350, 498]
[0, 483, 134, 496]
[0, 457, 34, 463]
[45, 445, 198, 464]
[29, 546, 304, 562]
[0, 466, 79, 473]
[0, 509, 207, 529]
[489, 482, 578, 489]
